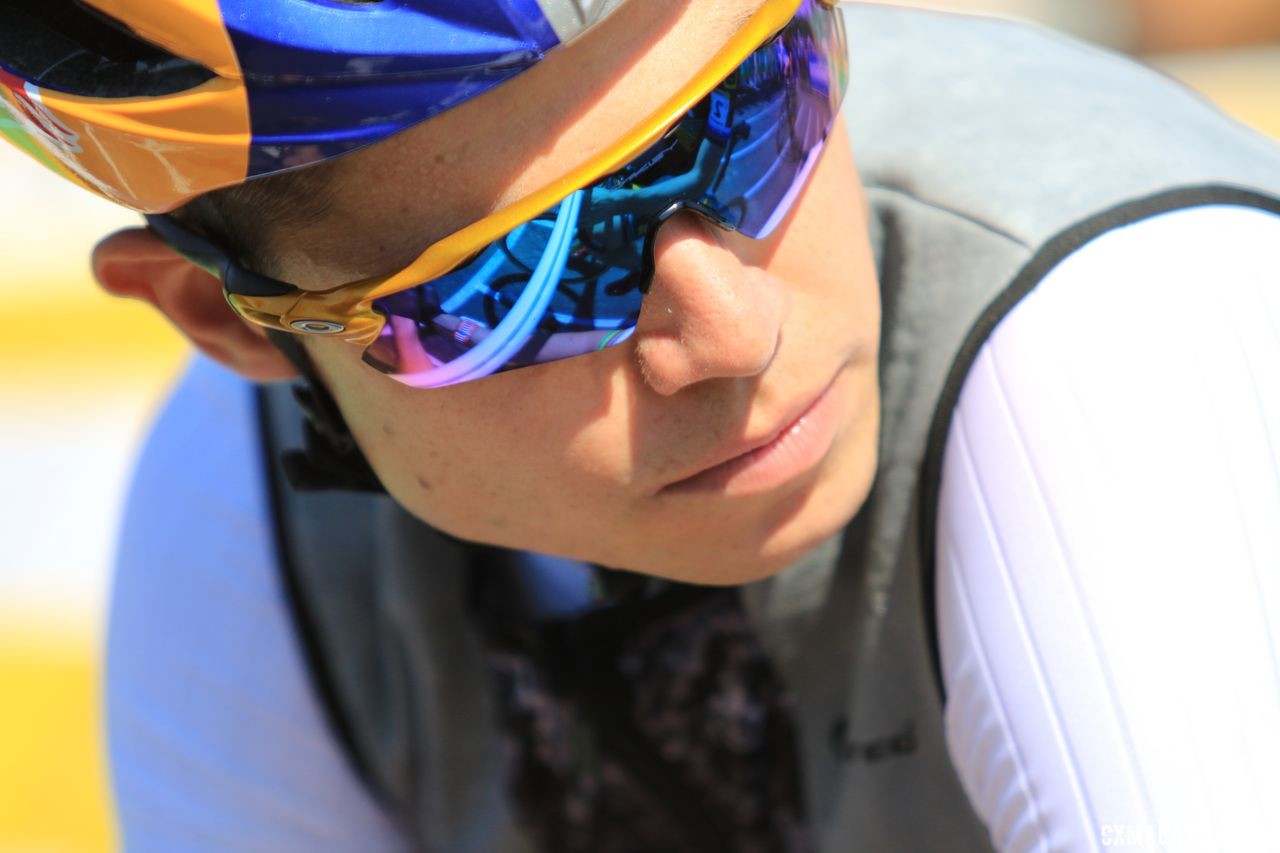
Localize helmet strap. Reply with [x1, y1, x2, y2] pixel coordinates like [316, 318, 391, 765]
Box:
[265, 329, 385, 493]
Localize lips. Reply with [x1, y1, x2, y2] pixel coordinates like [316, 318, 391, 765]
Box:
[658, 372, 844, 498]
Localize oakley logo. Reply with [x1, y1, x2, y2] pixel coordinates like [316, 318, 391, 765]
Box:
[0, 70, 82, 155]
[289, 319, 346, 335]
[829, 718, 917, 764]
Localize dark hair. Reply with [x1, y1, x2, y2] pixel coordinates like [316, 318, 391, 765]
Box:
[172, 157, 346, 280]
[174, 161, 385, 492]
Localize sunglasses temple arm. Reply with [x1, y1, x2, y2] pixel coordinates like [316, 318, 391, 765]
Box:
[144, 213, 297, 298]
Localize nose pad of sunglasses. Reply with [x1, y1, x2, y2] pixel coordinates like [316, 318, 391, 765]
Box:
[638, 201, 737, 295]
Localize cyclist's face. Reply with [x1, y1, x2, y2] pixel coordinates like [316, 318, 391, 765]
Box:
[285, 0, 882, 583]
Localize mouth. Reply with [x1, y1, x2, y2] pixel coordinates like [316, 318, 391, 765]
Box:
[659, 371, 845, 498]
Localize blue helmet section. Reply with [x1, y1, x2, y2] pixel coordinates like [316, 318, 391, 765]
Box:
[215, 0, 564, 177]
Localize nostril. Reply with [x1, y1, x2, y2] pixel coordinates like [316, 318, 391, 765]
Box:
[634, 321, 782, 397]
[731, 322, 783, 377]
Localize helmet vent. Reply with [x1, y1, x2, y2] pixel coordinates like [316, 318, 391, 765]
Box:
[0, 0, 215, 98]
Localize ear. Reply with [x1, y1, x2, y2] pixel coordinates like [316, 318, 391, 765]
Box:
[92, 227, 297, 382]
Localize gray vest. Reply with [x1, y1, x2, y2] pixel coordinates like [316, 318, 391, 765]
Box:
[257, 6, 1280, 851]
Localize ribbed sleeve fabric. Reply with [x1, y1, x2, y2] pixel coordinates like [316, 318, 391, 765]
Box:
[937, 205, 1280, 852]
[105, 357, 409, 851]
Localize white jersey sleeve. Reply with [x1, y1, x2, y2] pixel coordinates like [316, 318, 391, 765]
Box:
[936, 204, 1280, 852]
[105, 356, 410, 852]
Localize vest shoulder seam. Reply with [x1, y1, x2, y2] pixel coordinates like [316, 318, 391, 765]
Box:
[916, 184, 1280, 704]
[864, 182, 1034, 251]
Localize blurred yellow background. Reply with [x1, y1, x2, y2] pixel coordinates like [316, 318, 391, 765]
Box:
[0, 135, 185, 851]
[0, 5, 1276, 851]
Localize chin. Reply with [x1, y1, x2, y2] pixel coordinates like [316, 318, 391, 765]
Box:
[611, 531, 830, 587]
[622, 484, 873, 587]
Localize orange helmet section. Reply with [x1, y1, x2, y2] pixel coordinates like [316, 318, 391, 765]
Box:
[0, 75, 251, 213]
[0, 0, 250, 213]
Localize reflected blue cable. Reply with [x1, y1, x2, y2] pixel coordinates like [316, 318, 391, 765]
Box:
[414, 189, 583, 387]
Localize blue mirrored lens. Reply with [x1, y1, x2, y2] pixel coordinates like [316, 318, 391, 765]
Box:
[366, 0, 847, 387]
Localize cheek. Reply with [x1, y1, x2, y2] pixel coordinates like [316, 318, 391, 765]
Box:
[305, 338, 636, 542]
[771, 132, 881, 357]
[301, 340, 487, 529]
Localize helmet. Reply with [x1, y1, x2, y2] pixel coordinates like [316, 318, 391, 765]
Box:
[0, 0, 625, 213]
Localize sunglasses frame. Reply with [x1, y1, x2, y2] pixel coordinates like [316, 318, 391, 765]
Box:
[147, 0, 838, 349]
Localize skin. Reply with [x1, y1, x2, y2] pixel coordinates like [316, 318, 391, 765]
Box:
[93, 0, 883, 584]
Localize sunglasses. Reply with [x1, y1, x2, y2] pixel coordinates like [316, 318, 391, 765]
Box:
[148, 0, 847, 389]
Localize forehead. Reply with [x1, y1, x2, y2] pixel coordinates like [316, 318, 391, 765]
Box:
[274, 0, 766, 288]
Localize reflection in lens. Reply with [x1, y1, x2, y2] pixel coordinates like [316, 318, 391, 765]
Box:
[364, 0, 847, 387]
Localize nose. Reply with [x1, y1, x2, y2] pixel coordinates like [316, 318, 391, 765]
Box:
[632, 212, 792, 396]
